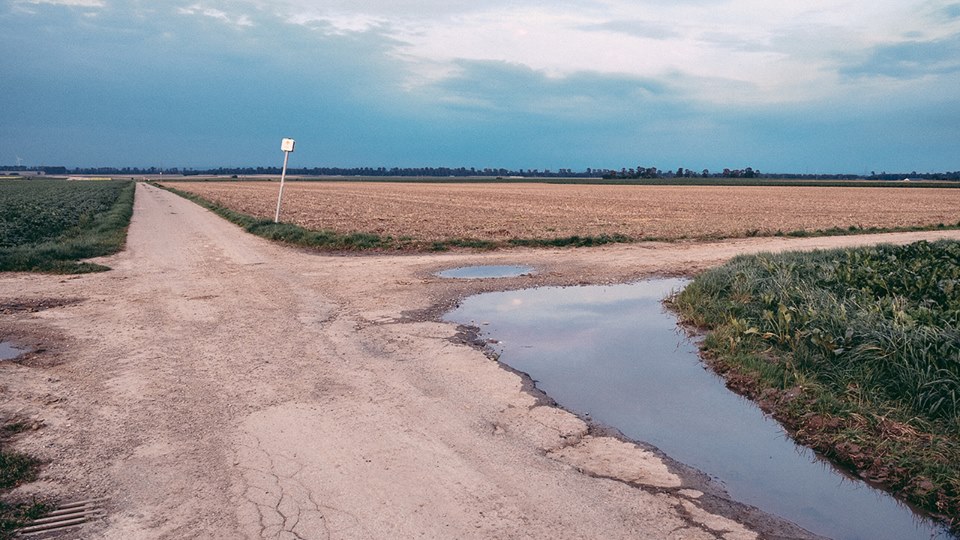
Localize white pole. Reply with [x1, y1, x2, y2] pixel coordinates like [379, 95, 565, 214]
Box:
[274, 150, 290, 223]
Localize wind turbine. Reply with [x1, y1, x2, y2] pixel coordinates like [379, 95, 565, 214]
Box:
[16, 156, 23, 168]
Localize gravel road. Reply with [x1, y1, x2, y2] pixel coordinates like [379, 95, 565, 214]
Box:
[3, 183, 959, 539]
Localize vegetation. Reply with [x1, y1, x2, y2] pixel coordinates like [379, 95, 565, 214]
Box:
[507, 234, 633, 248]
[0, 179, 135, 273]
[155, 175, 960, 189]
[671, 240, 960, 529]
[12, 163, 960, 182]
[0, 421, 49, 539]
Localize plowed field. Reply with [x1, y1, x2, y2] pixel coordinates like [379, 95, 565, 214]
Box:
[170, 181, 960, 242]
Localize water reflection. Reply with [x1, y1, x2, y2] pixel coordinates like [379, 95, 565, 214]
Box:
[436, 265, 534, 279]
[0, 341, 27, 361]
[445, 278, 952, 540]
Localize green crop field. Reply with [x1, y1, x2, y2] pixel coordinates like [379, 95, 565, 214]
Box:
[0, 179, 135, 272]
[672, 240, 960, 527]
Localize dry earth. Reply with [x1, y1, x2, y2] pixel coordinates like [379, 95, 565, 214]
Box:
[173, 181, 960, 241]
[3, 183, 960, 539]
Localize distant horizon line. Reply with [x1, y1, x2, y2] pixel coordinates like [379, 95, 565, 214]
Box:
[3, 165, 959, 180]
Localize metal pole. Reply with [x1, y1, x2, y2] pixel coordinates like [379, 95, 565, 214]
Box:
[274, 150, 290, 223]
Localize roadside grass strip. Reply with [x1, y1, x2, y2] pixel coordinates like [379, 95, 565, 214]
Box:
[0, 179, 135, 273]
[671, 240, 960, 530]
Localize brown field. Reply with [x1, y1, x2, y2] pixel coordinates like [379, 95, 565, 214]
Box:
[170, 181, 960, 242]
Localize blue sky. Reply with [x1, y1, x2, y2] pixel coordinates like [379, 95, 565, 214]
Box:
[1, 0, 958, 173]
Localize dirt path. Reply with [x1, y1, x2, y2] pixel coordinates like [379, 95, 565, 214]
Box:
[3, 183, 959, 539]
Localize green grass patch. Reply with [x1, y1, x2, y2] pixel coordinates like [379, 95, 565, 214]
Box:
[0, 498, 48, 540]
[670, 240, 960, 528]
[0, 420, 49, 540]
[507, 234, 634, 248]
[0, 449, 39, 492]
[0, 179, 135, 273]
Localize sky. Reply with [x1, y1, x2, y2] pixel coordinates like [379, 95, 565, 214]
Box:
[1, 0, 959, 173]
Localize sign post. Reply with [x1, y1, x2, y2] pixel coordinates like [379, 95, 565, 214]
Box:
[274, 138, 296, 223]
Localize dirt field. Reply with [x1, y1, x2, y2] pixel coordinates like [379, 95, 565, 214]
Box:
[172, 181, 960, 241]
[3, 184, 960, 539]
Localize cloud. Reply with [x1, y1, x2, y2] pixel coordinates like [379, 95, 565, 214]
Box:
[942, 3, 960, 19]
[426, 59, 672, 119]
[578, 19, 680, 40]
[177, 4, 253, 27]
[840, 33, 960, 78]
[15, 0, 103, 6]
[3, 0, 959, 171]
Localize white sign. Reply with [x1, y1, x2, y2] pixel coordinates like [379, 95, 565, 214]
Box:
[275, 138, 296, 222]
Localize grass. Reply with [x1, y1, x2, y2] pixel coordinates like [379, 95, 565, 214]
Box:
[0, 420, 49, 540]
[670, 240, 960, 529]
[0, 179, 135, 273]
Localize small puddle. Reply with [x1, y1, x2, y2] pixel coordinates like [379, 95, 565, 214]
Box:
[0, 341, 28, 361]
[436, 265, 534, 279]
[445, 279, 953, 540]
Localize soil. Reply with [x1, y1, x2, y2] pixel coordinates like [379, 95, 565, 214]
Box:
[171, 181, 960, 242]
[2, 183, 959, 539]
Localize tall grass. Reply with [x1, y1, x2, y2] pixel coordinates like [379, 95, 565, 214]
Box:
[672, 240, 960, 526]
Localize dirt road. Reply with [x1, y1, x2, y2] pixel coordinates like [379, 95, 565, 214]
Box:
[3, 183, 960, 539]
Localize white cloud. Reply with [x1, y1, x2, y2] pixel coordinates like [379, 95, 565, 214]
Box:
[187, 0, 960, 104]
[19, 0, 104, 6]
[177, 3, 253, 27]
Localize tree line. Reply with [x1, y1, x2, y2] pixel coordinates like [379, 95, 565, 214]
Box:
[4, 165, 959, 181]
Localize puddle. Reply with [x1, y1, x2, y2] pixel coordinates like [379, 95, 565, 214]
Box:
[0, 341, 28, 361]
[436, 265, 534, 279]
[445, 278, 953, 540]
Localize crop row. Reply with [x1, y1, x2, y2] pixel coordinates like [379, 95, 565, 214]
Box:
[0, 179, 135, 272]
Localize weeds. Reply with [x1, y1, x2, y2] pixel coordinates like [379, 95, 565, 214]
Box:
[0, 419, 48, 539]
[671, 240, 960, 527]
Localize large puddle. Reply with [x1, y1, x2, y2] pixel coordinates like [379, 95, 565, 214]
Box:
[444, 278, 952, 540]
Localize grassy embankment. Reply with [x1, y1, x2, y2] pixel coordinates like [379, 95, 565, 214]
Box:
[0, 179, 135, 272]
[158, 184, 633, 250]
[159, 183, 960, 251]
[671, 240, 960, 529]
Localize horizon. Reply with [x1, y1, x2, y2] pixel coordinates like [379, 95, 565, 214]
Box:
[5, 164, 958, 179]
[2, 1, 959, 173]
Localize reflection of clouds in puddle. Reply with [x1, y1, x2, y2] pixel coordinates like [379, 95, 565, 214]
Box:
[436, 265, 534, 279]
[447, 278, 951, 540]
[0, 342, 28, 361]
